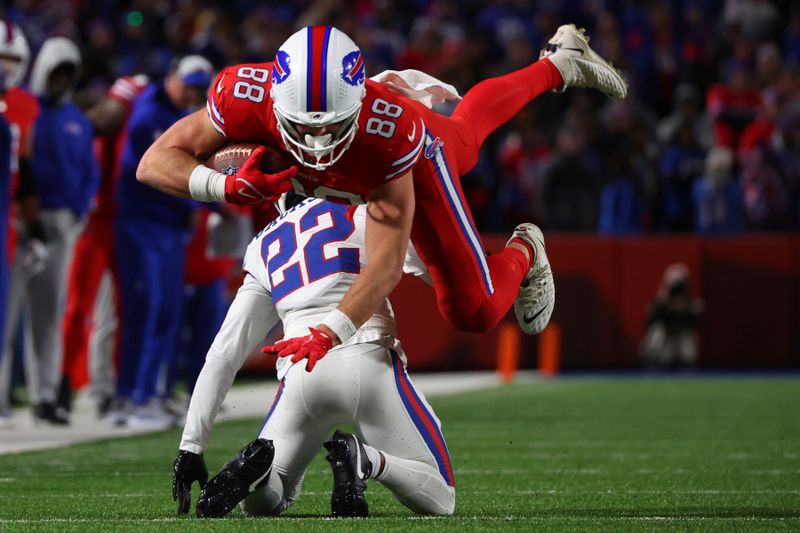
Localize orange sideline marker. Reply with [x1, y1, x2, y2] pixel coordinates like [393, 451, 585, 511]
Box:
[497, 322, 520, 384]
[538, 322, 561, 376]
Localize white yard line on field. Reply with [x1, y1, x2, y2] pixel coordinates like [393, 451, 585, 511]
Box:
[0, 371, 537, 455]
[0, 515, 798, 524]
[11, 489, 799, 499]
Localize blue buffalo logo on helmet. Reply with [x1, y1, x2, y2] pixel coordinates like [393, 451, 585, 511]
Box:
[340, 50, 365, 86]
[272, 50, 291, 84]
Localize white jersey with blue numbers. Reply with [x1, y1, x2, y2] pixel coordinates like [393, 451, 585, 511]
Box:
[182, 196, 455, 515]
[243, 197, 427, 376]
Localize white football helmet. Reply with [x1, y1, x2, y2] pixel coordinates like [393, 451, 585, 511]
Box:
[0, 21, 30, 91]
[270, 26, 366, 170]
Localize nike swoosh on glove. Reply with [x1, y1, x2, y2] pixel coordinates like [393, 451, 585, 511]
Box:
[262, 327, 334, 372]
[224, 146, 297, 206]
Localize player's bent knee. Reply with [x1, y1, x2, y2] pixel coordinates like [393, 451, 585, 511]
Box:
[444, 307, 500, 333]
[438, 488, 456, 516]
[412, 491, 455, 516]
[239, 487, 286, 516]
[427, 496, 455, 516]
[440, 296, 504, 333]
[396, 482, 455, 516]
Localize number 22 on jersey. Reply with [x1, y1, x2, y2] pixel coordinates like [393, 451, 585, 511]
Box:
[261, 202, 360, 302]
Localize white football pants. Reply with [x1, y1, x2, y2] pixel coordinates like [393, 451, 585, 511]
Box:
[241, 343, 456, 516]
[89, 272, 117, 400]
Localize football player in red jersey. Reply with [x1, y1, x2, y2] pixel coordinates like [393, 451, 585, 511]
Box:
[59, 74, 149, 417]
[0, 21, 46, 426]
[137, 25, 627, 364]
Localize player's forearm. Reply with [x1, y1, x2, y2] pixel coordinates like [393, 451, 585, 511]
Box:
[180, 357, 237, 454]
[180, 276, 279, 453]
[137, 109, 225, 199]
[137, 144, 200, 198]
[326, 172, 414, 341]
[337, 255, 404, 329]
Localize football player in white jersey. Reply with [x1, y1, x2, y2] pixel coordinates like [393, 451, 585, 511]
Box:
[172, 192, 454, 518]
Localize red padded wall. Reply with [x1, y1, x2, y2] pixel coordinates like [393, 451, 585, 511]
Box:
[245, 234, 800, 372]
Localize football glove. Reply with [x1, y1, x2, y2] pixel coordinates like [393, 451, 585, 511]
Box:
[223, 146, 296, 206]
[21, 239, 48, 275]
[172, 450, 208, 515]
[262, 327, 334, 372]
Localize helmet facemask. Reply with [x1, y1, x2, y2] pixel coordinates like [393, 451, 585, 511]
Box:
[273, 103, 361, 170]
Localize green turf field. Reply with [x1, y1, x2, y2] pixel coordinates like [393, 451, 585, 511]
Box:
[0, 378, 798, 531]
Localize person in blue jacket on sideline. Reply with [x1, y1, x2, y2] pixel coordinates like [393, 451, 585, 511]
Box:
[19, 37, 99, 425]
[110, 55, 214, 429]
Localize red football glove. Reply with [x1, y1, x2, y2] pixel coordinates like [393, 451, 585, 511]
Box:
[223, 146, 296, 206]
[262, 327, 334, 372]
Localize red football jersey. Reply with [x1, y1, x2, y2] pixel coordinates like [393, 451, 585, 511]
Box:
[93, 75, 149, 219]
[207, 63, 425, 204]
[2, 87, 39, 261]
[0, 86, 39, 194]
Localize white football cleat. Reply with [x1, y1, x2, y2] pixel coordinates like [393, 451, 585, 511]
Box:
[127, 399, 180, 430]
[540, 23, 628, 99]
[508, 223, 555, 335]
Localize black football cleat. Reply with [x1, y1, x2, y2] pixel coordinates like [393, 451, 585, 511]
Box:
[196, 438, 274, 518]
[323, 430, 372, 517]
[33, 402, 69, 425]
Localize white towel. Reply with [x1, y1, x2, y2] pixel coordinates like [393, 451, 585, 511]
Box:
[370, 69, 461, 109]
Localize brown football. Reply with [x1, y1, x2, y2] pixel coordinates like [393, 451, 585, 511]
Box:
[207, 143, 295, 176]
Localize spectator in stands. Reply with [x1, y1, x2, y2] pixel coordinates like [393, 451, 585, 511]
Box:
[598, 142, 646, 235]
[785, 9, 800, 66]
[541, 125, 601, 231]
[706, 58, 763, 148]
[111, 55, 213, 429]
[693, 145, 744, 234]
[649, 2, 679, 116]
[0, 0, 798, 244]
[660, 117, 708, 232]
[778, 112, 800, 226]
[676, 4, 716, 91]
[755, 42, 783, 88]
[497, 106, 553, 229]
[723, 0, 781, 42]
[11, 37, 98, 426]
[640, 263, 703, 369]
[656, 84, 713, 149]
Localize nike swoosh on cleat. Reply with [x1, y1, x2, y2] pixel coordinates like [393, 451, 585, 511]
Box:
[562, 47, 584, 56]
[523, 305, 548, 324]
[353, 435, 365, 480]
[248, 467, 272, 493]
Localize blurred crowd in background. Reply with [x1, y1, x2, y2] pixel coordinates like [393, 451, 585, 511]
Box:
[0, 0, 798, 428]
[5, 0, 800, 233]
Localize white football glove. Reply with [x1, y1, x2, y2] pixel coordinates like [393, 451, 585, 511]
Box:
[22, 239, 48, 275]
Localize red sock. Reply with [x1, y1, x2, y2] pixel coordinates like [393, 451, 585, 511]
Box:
[508, 237, 535, 270]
